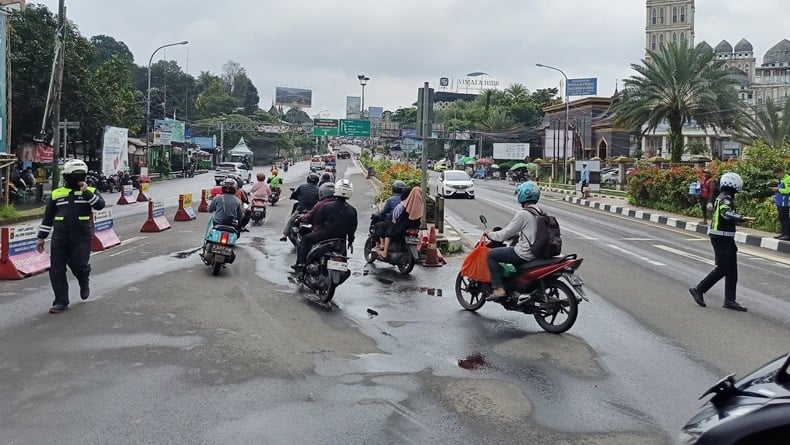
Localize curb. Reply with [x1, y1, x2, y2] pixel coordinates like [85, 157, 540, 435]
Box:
[561, 195, 790, 255]
[545, 186, 627, 201]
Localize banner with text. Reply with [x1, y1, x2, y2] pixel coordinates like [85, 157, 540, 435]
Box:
[101, 126, 129, 175]
[493, 143, 530, 160]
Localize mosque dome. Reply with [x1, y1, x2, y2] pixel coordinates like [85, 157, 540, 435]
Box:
[714, 40, 733, 54]
[763, 39, 790, 65]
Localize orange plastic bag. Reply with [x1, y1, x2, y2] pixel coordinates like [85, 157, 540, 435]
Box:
[460, 239, 491, 283]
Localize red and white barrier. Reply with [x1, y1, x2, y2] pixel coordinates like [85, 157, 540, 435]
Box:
[137, 182, 150, 202]
[91, 208, 121, 251]
[116, 185, 136, 205]
[198, 189, 211, 213]
[0, 224, 50, 280]
[174, 193, 197, 221]
[140, 200, 171, 232]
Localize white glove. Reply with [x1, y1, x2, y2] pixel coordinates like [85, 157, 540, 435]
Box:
[706, 203, 713, 211]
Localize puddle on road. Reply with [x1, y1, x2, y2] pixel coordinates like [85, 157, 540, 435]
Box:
[458, 353, 489, 371]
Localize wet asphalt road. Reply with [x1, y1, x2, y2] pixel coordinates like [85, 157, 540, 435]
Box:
[1, 151, 788, 444]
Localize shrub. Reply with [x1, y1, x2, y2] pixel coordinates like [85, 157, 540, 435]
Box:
[0, 204, 19, 219]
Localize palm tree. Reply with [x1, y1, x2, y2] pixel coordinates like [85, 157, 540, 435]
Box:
[504, 83, 528, 102]
[476, 109, 517, 132]
[737, 98, 790, 148]
[612, 41, 744, 162]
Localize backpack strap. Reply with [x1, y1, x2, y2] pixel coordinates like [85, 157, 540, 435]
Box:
[522, 206, 541, 248]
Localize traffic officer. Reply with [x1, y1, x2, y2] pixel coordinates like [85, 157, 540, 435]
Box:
[36, 159, 105, 313]
[689, 172, 754, 312]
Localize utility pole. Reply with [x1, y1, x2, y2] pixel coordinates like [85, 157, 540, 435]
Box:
[50, 0, 65, 189]
[419, 82, 430, 230]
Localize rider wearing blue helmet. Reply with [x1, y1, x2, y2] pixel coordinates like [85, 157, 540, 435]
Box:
[483, 182, 542, 300]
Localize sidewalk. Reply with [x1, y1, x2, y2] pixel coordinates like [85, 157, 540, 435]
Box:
[546, 187, 790, 255]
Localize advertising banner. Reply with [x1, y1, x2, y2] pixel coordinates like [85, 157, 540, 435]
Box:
[346, 96, 361, 120]
[165, 118, 185, 143]
[401, 129, 417, 138]
[275, 87, 312, 108]
[101, 126, 129, 175]
[368, 107, 384, 120]
[493, 143, 530, 160]
[153, 119, 172, 146]
[0, 225, 50, 279]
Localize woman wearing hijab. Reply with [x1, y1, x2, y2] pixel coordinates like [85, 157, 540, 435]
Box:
[378, 186, 424, 258]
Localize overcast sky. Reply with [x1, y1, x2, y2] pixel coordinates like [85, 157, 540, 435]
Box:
[34, 0, 788, 119]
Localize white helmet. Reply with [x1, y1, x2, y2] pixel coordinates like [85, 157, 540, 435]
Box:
[719, 172, 743, 192]
[334, 179, 353, 199]
[63, 159, 88, 175]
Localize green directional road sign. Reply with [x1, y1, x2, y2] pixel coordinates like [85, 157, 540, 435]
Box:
[339, 119, 371, 137]
[313, 118, 339, 136]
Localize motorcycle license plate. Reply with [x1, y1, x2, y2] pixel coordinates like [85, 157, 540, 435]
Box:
[405, 236, 420, 244]
[327, 260, 348, 271]
[212, 245, 233, 256]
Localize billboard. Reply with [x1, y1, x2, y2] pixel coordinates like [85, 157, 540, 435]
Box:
[368, 106, 383, 120]
[165, 118, 185, 143]
[101, 126, 129, 175]
[493, 143, 530, 160]
[346, 96, 361, 119]
[275, 87, 312, 108]
[566, 78, 598, 96]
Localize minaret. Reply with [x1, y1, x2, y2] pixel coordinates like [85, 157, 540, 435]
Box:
[646, 0, 695, 55]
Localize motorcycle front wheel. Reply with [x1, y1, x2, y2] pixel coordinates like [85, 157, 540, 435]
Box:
[363, 238, 376, 264]
[533, 279, 578, 334]
[455, 273, 486, 311]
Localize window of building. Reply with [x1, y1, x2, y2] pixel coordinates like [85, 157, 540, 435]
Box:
[672, 32, 677, 43]
[672, 6, 678, 23]
[680, 6, 686, 22]
[745, 64, 749, 72]
[738, 63, 742, 70]
[651, 8, 657, 25]
[651, 34, 657, 51]
[659, 8, 665, 24]
[659, 34, 664, 46]
[680, 32, 685, 42]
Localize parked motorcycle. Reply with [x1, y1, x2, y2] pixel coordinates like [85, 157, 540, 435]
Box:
[454, 215, 588, 334]
[250, 198, 267, 226]
[268, 187, 281, 206]
[296, 238, 351, 303]
[200, 218, 239, 276]
[363, 215, 420, 274]
[679, 353, 790, 444]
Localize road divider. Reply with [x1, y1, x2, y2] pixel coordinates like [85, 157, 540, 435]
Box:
[198, 189, 211, 212]
[137, 182, 150, 202]
[141, 200, 171, 232]
[174, 193, 197, 221]
[116, 185, 136, 205]
[0, 224, 50, 280]
[91, 208, 121, 251]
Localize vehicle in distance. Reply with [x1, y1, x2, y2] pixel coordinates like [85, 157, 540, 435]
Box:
[214, 162, 251, 185]
[437, 169, 475, 199]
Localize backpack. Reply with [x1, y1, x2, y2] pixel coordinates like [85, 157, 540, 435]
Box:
[525, 207, 562, 258]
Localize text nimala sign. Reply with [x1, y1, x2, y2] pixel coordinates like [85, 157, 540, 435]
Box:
[493, 143, 530, 160]
[101, 126, 129, 176]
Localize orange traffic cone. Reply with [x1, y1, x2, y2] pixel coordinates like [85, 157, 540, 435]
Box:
[424, 226, 441, 267]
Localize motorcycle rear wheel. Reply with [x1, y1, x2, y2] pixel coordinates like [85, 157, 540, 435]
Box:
[533, 279, 578, 334]
[397, 253, 415, 275]
[212, 261, 222, 276]
[455, 273, 486, 311]
[317, 273, 336, 303]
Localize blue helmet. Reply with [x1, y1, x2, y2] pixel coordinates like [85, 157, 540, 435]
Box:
[516, 182, 541, 204]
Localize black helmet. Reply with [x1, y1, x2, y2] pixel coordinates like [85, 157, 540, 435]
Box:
[321, 172, 332, 182]
[391, 180, 406, 195]
[307, 173, 320, 184]
[221, 177, 238, 194]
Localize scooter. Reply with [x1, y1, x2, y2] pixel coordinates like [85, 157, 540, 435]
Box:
[296, 238, 351, 303]
[250, 198, 267, 226]
[200, 217, 239, 276]
[363, 214, 420, 275]
[454, 215, 588, 334]
[679, 353, 790, 444]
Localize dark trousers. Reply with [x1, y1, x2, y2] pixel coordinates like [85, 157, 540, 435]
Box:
[487, 247, 527, 289]
[699, 197, 710, 221]
[297, 231, 332, 265]
[240, 209, 251, 228]
[696, 236, 738, 303]
[777, 205, 790, 237]
[49, 236, 92, 306]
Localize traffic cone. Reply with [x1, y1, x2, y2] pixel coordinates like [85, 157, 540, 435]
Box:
[424, 226, 441, 267]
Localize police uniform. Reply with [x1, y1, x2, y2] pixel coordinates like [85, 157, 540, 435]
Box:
[37, 185, 105, 309]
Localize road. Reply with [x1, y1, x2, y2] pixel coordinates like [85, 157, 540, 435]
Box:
[1, 148, 788, 444]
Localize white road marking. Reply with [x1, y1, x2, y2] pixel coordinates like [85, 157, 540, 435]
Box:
[652, 245, 714, 266]
[620, 238, 655, 241]
[476, 195, 600, 239]
[90, 235, 147, 256]
[608, 244, 666, 266]
[562, 226, 598, 240]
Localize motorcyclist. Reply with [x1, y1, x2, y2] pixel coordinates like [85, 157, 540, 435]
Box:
[267, 168, 282, 202]
[301, 182, 337, 233]
[235, 183, 251, 231]
[483, 181, 541, 301]
[208, 178, 244, 231]
[319, 172, 334, 186]
[378, 186, 423, 258]
[372, 180, 406, 250]
[280, 173, 320, 242]
[293, 179, 358, 270]
[250, 172, 271, 202]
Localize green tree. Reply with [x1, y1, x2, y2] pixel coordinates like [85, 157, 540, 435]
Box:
[612, 41, 744, 162]
[90, 34, 134, 65]
[231, 73, 260, 115]
[504, 83, 528, 102]
[737, 98, 790, 148]
[193, 76, 236, 118]
[391, 107, 418, 128]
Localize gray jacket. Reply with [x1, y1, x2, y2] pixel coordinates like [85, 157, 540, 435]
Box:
[486, 205, 539, 261]
[208, 193, 243, 227]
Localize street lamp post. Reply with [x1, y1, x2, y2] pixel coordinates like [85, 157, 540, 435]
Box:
[146, 40, 188, 169]
[536, 63, 569, 185]
[357, 74, 370, 119]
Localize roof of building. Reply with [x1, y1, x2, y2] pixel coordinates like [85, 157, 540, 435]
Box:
[698, 41, 713, 54]
[734, 38, 753, 52]
[433, 91, 479, 103]
[763, 39, 790, 65]
[715, 40, 733, 54]
[727, 67, 750, 86]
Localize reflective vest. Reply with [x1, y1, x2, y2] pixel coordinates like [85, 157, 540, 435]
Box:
[38, 186, 105, 240]
[708, 191, 738, 238]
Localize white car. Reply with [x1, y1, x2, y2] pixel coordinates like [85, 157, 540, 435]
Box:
[214, 162, 252, 185]
[437, 169, 475, 199]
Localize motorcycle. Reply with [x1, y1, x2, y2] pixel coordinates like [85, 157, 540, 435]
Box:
[200, 218, 239, 276]
[296, 238, 351, 303]
[454, 215, 588, 334]
[287, 210, 312, 247]
[250, 198, 267, 226]
[363, 214, 420, 274]
[679, 353, 790, 444]
[268, 187, 281, 206]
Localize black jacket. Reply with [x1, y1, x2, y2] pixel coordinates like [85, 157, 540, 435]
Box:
[38, 186, 105, 241]
[314, 198, 358, 243]
[290, 183, 319, 211]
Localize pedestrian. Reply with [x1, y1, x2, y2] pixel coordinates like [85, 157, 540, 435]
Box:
[36, 159, 105, 314]
[579, 162, 590, 199]
[689, 172, 754, 312]
[698, 169, 716, 225]
[771, 167, 790, 240]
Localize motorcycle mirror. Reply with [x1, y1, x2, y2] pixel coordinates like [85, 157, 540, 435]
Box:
[479, 215, 487, 227]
